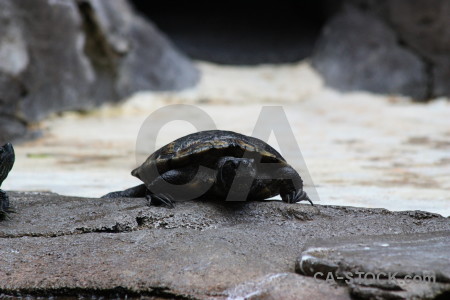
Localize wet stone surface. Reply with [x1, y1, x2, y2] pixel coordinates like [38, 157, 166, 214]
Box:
[0, 192, 449, 299]
[225, 273, 351, 300]
[297, 232, 450, 299]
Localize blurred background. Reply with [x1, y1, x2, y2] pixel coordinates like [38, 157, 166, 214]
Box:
[0, 0, 449, 215]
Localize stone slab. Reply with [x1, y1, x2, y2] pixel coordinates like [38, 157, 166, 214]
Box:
[1, 192, 449, 298]
[297, 231, 450, 299]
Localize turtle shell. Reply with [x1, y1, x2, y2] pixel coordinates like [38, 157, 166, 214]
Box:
[132, 130, 287, 178]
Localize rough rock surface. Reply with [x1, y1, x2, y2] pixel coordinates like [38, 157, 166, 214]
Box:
[352, 0, 450, 98]
[0, 0, 199, 144]
[297, 232, 450, 299]
[312, 5, 427, 99]
[226, 273, 351, 300]
[314, 0, 450, 100]
[1, 192, 449, 298]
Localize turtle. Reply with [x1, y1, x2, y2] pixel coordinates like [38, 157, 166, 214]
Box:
[102, 130, 312, 207]
[0, 143, 15, 220]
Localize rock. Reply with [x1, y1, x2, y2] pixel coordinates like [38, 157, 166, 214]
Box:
[0, 0, 199, 144]
[368, 0, 450, 98]
[317, 0, 450, 100]
[226, 273, 351, 300]
[433, 58, 450, 98]
[85, 0, 199, 95]
[1, 192, 450, 298]
[349, 280, 450, 300]
[0, 73, 27, 143]
[297, 231, 450, 299]
[312, 5, 428, 99]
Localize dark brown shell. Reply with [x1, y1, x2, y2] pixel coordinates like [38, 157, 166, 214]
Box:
[132, 130, 287, 178]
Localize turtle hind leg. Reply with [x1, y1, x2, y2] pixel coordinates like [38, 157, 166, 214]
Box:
[101, 184, 175, 208]
[0, 189, 12, 221]
[101, 184, 148, 198]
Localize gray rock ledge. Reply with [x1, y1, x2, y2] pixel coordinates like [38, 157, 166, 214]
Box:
[297, 232, 450, 299]
[1, 192, 449, 299]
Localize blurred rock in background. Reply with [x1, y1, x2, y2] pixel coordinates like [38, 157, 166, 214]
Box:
[0, 0, 199, 144]
[313, 0, 450, 100]
[312, 5, 428, 99]
[137, 0, 449, 101]
[1, 0, 449, 144]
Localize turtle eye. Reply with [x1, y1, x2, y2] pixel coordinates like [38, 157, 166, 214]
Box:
[224, 160, 239, 172]
[220, 160, 237, 184]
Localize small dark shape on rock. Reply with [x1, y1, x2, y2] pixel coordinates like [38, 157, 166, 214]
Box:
[103, 130, 312, 207]
[0, 143, 15, 220]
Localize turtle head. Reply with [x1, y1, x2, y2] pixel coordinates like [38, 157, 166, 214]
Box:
[0, 143, 15, 185]
[216, 157, 256, 190]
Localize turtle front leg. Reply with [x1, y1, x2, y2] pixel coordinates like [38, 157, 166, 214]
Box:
[283, 190, 313, 206]
[143, 166, 197, 208]
[0, 189, 11, 220]
[145, 192, 175, 208]
[145, 165, 214, 208]
[277, 166, 314, 206]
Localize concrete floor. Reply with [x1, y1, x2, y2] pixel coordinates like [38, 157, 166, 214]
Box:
[4, 61, 450, 216]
